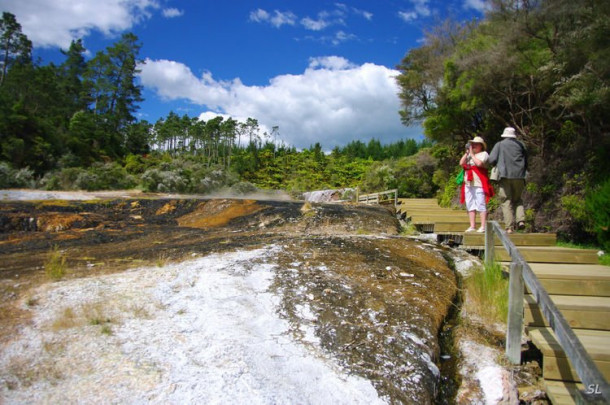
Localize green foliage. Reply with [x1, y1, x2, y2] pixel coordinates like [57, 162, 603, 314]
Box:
[230, 181, 258, 195]
[585, 178, 610, 251]
[437, 171, 460, 208]
[0, 162, 35, 188]
[395, 0, 610, 245]
[361, 162, 395, 193]
[41, 163, 136, 191]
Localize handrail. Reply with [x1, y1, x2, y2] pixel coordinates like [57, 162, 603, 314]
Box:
[357, 189, 398, 207]
[485, 220, 609, 403]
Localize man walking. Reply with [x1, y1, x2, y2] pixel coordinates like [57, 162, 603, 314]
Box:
[488, 127, 528, 233]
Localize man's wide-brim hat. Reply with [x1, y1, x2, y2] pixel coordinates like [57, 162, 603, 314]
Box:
[501, 127, 517, 138]
[468, 136, 487, 150]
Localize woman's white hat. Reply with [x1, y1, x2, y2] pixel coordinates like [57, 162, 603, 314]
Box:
[468, 136, 487, 150]
[501, 127, 517, 138]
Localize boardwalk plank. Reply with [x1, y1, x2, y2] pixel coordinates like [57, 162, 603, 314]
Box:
[525, 295, 610, 330]
[528, 327, 610, 382]
[544, 381, 584, 405]
[462, 232, 557, 248]
[494, 246, 599, 264]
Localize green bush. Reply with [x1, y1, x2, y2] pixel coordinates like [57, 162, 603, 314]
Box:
[0, 163, 35, 188]
[360, 162, 395, 193]
[41, 167, 87, 190]
[141, 168, 190, 193]
[231, 181, 258, 195]
[437, 169, 460, 208]
[88, 162, 137, 190]
[586, 178, 610, 251]
[40, 163, 137, 191]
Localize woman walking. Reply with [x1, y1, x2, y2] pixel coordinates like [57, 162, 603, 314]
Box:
[459, 136, 494, 232]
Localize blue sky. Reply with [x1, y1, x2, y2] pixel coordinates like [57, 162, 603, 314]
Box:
[1, 0, 487, 149]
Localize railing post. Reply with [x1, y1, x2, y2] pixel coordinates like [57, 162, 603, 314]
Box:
[506, 261, 524, 364]
[484, 221, 495, 266]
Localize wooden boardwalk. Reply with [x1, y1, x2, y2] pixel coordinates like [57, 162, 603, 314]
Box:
[397, 198, 609, 404]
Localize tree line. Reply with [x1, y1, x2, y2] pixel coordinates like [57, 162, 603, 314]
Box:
[0, 10, 434, 196]
[1, 1, 609, 249]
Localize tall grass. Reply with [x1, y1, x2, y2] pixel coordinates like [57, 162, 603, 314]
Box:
[45, 245, 67, 280]
[465, 261, 509, 324]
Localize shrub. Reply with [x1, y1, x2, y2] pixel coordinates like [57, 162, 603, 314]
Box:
[437, 170, 460, 208]
[586, 178, 610, 252]
[192, 166, 239, 194]
[74, 171, 101, 191]
[0, 163, 35, 188]
[88, 162, 137, 190]
[41, 167, 87, 190]
[231, 181, 258, 195]
[360, 162, 395, 193]
[141, 168, 189, 193]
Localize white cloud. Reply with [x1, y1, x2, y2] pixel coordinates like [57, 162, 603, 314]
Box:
[355, 9, 374, 21]
[249, 9, 270, 23]
[162, 8, 183, 18]
[139, 57, 417, 150]
[463, 0, 490, 13]
[308, 56, 355, 70]
[412, 0, 432, 17]
[398, 11, 418, 22]
[251, 6, 371, 34]
[0, 0, 159, 49]
[398, 0, 432, 23]
[301, 17, 329, 31]
[332, 30, 356, 45]
[249, 9, 297, 28]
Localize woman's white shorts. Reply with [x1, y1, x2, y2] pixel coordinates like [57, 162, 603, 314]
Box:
[465, 185, 487, 212]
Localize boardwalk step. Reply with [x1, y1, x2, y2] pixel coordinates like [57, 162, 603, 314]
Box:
[494, 246, 599, 264]
[523, 263, 610, 297]
[396, 198, 438, 207]
[411, 214, 473, 223]
[525, 295, 610, 330]
[434, 222, 473, 233]
[528, 327, 610, 382]
[462, 232, 557, 248]
[544, 381, 584, 405]
[402, 208, 463, 215]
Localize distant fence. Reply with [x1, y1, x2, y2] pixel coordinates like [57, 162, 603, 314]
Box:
[356, 189, 398, 206]
[484, 220, 609, 403]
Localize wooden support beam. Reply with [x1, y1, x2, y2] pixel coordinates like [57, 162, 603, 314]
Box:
[507, 261, 524, 364]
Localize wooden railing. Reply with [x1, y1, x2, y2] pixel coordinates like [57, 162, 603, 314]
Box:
[484, 220, 609, 403]
[356, 189, 398, 206]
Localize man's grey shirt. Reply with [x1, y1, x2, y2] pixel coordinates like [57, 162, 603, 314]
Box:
[487, 138, 528, 179]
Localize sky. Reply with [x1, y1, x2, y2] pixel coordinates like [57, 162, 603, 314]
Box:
[0, 0, 488, 150]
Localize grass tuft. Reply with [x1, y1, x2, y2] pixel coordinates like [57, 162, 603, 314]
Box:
[465, 261, 509, 324]
[44, 245, 67, 280]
